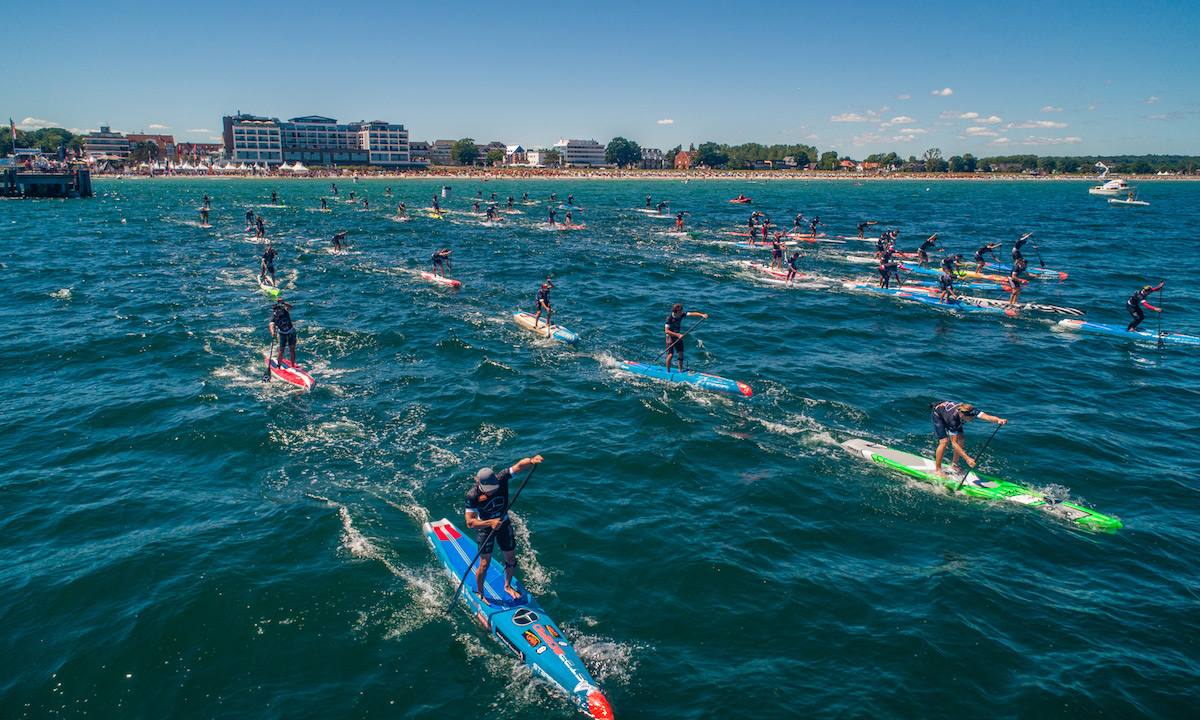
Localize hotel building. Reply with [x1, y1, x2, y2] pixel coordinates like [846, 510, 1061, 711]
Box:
[81, 126, 131, 158]
[552, 138, 605, 167]
[222, 113, 415, 166]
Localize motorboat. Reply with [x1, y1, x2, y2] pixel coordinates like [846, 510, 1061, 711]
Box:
[1088, 162, 1135, 196]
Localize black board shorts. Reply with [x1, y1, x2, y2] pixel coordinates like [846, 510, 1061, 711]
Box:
[477, 521, 515, 554]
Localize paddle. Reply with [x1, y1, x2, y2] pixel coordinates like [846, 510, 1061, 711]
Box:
[1158, 281, 1165, 348]
[651, 317, 706, 366]
[446, 463, 538, 613]
[262, 331, 276, 382]
[957, 423, 1002, 490]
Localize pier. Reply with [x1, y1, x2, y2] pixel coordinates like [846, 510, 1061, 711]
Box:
[0, 164, 93, 198]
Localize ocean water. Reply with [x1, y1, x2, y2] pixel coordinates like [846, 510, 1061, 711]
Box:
[2, 177, 1198, 719]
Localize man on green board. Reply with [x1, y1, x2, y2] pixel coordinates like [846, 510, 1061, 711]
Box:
[930, 401, 1007, 477]
[464, 454, 544, 605]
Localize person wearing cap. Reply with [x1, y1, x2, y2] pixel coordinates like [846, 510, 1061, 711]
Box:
[664, 304, 708, 372]
[930, 401, 1007, 476]
[917, 233, 941, 268]
[464, 454, 544, 604]
[770, 234, 785, 269]
[532, 280, 553, 330]
[972, 241, 1003, 274]
[1126, 282, 1164, 331]
[430, 248, 452, 278]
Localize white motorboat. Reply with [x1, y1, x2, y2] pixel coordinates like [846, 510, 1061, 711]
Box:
[1088, 162, 1135, 196]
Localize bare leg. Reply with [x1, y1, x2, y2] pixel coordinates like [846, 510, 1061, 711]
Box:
[934, 438, 949, 474]
[501, 549, 520, 598]
[476, 554, 492, 605]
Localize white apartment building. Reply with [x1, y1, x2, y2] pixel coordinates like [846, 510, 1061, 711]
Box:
[224, 112, 415, 166]
[224, 114, 282, 165]
[526, 149, 550, 167]
[82, 126, 131, 158]
[552, 138, 605, 167]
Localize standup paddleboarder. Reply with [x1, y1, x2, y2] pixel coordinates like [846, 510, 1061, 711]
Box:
[930, 401, 1007, 477]
[1007, 258, 1028, 307]
[664, 304, 708, 372]
[973, 241, 1003, 273]
[332, 231, 347, 253]
[656, 200, 669, 214]
[266, 299, 297, 379]
[785, 251, 802, 285]
[430, 248, 453, 278]
[1012, 233, 1034, 262]
[465, 454, 544, 604]
[675, 211, 691, 232]
[199, 207, 209, 226]
[857, 220, 879, 239]
[1126, 283, 1164, 331]
[532, 280, 553, 329]
[917, 233, 941, 268]
[260, 244, 278, 286]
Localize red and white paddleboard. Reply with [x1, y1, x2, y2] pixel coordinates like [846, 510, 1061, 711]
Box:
[421, 271, 461, 288]
[268, 357, 315, 390]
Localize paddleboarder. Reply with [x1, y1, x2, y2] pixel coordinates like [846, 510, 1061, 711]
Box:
[771, 234, 785, 269]
[266, 299, 297, 380]
[808, 216, 825, 238]
[937, 270, 958, 303]
[430, 248, 453, 278]
[199, 207, 209, 226]
[917, 233, 941, 268]
[941, 253, 963, 275]
[1126, 282, 1164, 331]
[332, 231, 347, 253]
[675, 211, 691, 233]
[397, 202, 407, 219]
[465, 454, 544, 605]
[664, 303, 708, 372]
[930, 401, 1007, 477]
[244, 208, 254, 227]
[320, 197, 328, 211]
[785, 251, 802, 285]
[270, 190, 278, 205]
[1007, 258, 1028, 307]
[656, 200, 669, 214]
[532, 280, 553, 329]
[202, 194, 211, 209]
[973, 241, 1003, 273]
[255, 215, 265, 239]
[260, 244, 278, 286]
[645, 195, 652, 209]
[548, 208, 557, 227]
[857, 220, 879, 239]
[1012, 233, 1034, 262]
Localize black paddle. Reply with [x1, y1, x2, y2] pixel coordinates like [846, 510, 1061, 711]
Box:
[1158, 281, 1165, 348]
[958, 423, 1002, 490]
[445, 463, 538, 614]
[262, 332, 275, 382]
[651, 317, 706, 366]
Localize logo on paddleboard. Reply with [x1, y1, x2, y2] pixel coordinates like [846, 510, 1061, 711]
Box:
[511, 608, 539, 626]
[523, 630, 540, 647]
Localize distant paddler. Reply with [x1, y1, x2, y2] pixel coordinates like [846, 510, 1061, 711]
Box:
[808, 215, 825, 238]
[431, 195, 441, 214]
[972, 241, 1003, 274]
[265, 299, 298, 380]
[255, 215, 265, 239]
[362, 197, 369, 210]
[792, 212, 806, 234]
[270, 190, 278, 205]
[506, 196, 514, 210]
[857, 220, 879, 239]
[244, 208, 254, 227]
[771, 234, 785, 269]
[930, 401, 1007, 477]
[567, 194, 575, 207]
[1007, 258, 1028, 307]
[656, 200, 669, 214]
[1126, 282, 1164, 331]
[664, 303, 709, 372]
[260, 244, 278, 286]
[548, 207, 558, 227]
[785, 251, 802, 285]
[397, 202, 407, 219]
[645, 194, 653, 209]
[320, 197, 328, 211]
[532, 280, 554, 330]
[464, 454, 544, 605]
[675, 210, 691, 232]
[331, 182, 338, 196]
[485, 205, 498, 222]
[331, 231, 347, 253]
[199, 207, 210, 226]
[202, 193, 211, 209]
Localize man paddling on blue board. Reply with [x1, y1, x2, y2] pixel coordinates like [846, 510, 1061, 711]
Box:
[465, 454, 544, 605]
[930, 401, 1007, 477]
[665, 304, 708, 372]
[973, 241, 1003, 274]
[917, 233, 942, 268]
[1007, 258, 1029, 307]
[1012, 233, 1034, 262]
[1126, 282, 1164, 331]
[532, 280, 553, 330]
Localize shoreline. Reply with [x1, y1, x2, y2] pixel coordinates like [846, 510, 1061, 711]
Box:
[94, 170, 1200, 183]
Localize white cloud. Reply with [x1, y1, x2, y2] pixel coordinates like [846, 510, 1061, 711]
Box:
[656, 119, 674, 125]
[890, 116, 915, 124]
[931, 88, 954, 96]
[847, 131, 924, 147]
[896, 94, 912, 100]
[1007, 120, 1067, 129]
[965, 127, 1000, 136]
[18, 117, 63, 130]
[186, 128, 213, 133]
[987, 135, 1082, 147]
[830, 112, 873, 122]
[1144, 96, 1159, 104]
[975, 115, 1003, 124]
[148, 124, 170, 130]
[938, 111, 979, 120]
[1041, 106, 1063, 112]
[896, 127, 930, 135]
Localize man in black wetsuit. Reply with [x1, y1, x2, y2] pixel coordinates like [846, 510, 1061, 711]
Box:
[930, 401, 1007, 476]
[917, 233, 941, 268]
[270, 190, 278, 205]
[656, 200, 669, 214]
[532, 280, 553, 329]
[566, 194, 574, 207]
[941, 253, 963, 276]
[431, 195, 441, 213]
[645, 195, 653, 209]
[260, 244, 278, 285]
[255, 215, 265, 239]
[245, 208, 254, 226]
[332, 231, 347, 252]
[664, 303, 708, 372]
[1126, 283, 1164, 331]
[878, 252, 900, 289]
[771, 234, 785, 269]
[973, 241, 1003, 273]
[202, 194, 211, 209]
[785, 251, 802, 285]
[937, 270, 958, 303]
[1012, 233, 1034, 262]
[548, 208, 557, 226]
[200, 207, 209, 226]
[464, 454, 544, 604]
[857, 220, 879, 239]
[1007, 258, 1028, 307]
[320, 197, 328, 210]
[266, 299, 297, 379]
[808, 216, 825, 237]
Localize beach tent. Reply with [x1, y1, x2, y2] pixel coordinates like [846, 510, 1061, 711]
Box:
[279, 162, 293, 171]
[291, 162, 309, 174]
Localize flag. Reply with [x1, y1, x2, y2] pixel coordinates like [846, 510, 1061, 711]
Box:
[9, 118, 16, 143]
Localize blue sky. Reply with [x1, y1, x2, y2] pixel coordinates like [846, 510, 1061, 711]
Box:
[5, 0, 1197, 157]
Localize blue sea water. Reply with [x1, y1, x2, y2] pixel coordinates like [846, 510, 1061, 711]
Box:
[1, 177, 1198, 719]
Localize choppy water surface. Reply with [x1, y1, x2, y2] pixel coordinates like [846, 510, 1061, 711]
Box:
[2, 177, 1198, 719]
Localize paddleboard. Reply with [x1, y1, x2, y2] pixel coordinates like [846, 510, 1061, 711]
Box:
[427, 212, 445, 220]
[729, 198, 752, 203]
[424, 519, 613, 720]
[899, 292, 1015, 315]
[635, 208, 669, 215]
[1108, 198, 1150, 206]
[959, 296, 1085, 316]
[558, 204, 583, 211]
[981, 262, 1069, 280]
[540, 224, 585, 231]
[1056, 319, 1200, 346]
[258, 277, 281, 297]
[840, 438, 1121, 530]
[616, 360, 752, 397]
[513, 312, 579, 344]
[422, 271, 461, 288]
[267, 357, 315, 390]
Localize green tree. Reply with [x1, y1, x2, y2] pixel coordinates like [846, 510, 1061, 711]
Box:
[1132, 158, 1153, 174]
[544, 149, 562, 167]
[1038, 156, 1057, 173]
[485, 148, 504, 166]
[605, 137, 642, 167]
[450, 138, 479, 166]
[128, 141, 161, 165]
[962, 153, 977, 172]
[664, 144, 682, 168]
[948, 156, 965, 172]
[693, 142, 728, 168]
[817, 151, 839, 171]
